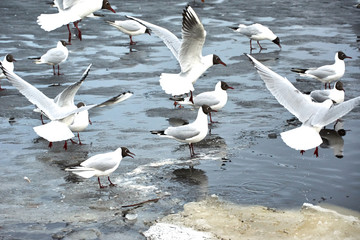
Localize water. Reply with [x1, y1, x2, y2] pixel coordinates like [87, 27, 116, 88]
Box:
[0, 0, 359, 239]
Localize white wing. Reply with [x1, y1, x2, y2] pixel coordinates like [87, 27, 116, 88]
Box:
[126, 15, 181, 61]
[246, 54, 323, 123]
[312, 97, 360, 127]
[178, 6, 206, 73]
[54, 64, 92, 108]
[80, 151, 119, 171]
[165, 124, 200, 141]
[0, 62, 95, 120]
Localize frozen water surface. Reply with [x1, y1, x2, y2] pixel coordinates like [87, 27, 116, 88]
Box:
[0, 0, 359, 239]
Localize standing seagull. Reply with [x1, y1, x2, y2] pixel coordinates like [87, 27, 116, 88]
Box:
[310, 81, 345, 104]
[151, 105, 216, 157]
[230, 23, 281, 51]
[65, 147, 135, 188]
[246, 54, 360, 157]
[37, 0, 116, 44]
[106, 19, 151, 45]
[127, 5, 227, 97]
[291, 51, 351, 89]
[0, 54, 16, 90]
[29, 40, 69, 75]
[172, 81, 234, 123]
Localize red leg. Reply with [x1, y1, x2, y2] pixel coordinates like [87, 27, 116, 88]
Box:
[52, 65, 56, 75]
[108, 176, 116, 187]
[257, 41, 265, 50]
[98, 177, 106, 188]
[313, 147, 319, 158]
[189, 91, 194, 104]
[48, 142, 53, 148]
[89, 117, 92, 125]
[70, 139, 77, 144]
[57, 65, 62, 75]
[250, 39, 255, 50]
[67, 24, 72, 44]
[129, 36, 136, 45]
[300, 150, 305, 155]
[73, 21, 82, 41]
[77, 133, 83, 145]
[63, 141, 68, 150]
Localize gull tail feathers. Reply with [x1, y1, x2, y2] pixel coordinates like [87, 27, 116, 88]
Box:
[33, 121, 74, 142]
[280, 126, 322, 151]
[159, 73, 194, 96]
[37, 12, 79, 32]
[65, 167, 96, 178]
[291, 68, 308, 74]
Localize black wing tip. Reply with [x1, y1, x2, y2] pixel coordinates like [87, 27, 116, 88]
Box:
[150, 130, 165, 135]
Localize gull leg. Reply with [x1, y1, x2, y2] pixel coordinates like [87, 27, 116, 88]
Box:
[313, 147, 319, 158]
[108, 176, 116, 187]
[63, 141, 68, 150]
[73, 21, 82, 40]
[98, 177, 106, 188]
[52, 65, 56, 75]
[129, 36, 136, 45]
[67, 24, 72, 44]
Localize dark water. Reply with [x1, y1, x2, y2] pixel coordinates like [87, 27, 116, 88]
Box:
[0, 0, 359, 239]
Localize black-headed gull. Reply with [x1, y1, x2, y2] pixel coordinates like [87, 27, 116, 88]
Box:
[29, 40, 69, 75]
[172, 81, 233, 123]
[291, 51, 351, 89]
[246, 54, 360, 156]
[310, 81, 345, 104]
[0, 54, 16, 90]
[127, 5, 226, 97]
[37, 0, 116, 44]
[106, 19, 151, 45]
[0, 63, 96, 149]
[65, 147, 135, 188]
[151, 105, 216, 157]
[32, 65, 133, 148]
[230, 23, 281, 51]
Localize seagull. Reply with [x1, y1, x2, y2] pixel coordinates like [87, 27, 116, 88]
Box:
[230, 23, 281, 51]
[151, 105, 216, 157]
[29, 40, 69, 75]
[0, 63, 97, 149]
[0, 54, 16, 90]
[291, 51, 351, 89]
[65, 147, 135, 188]
[31, 64, 133, 148]
[246, 54, 360, 157]
[37, 0, 116, 44]
[126, 5, 226, 97]
[310, 81, 345, 104]
[171, 81, 233, 123]
[106, 19, 151, 45]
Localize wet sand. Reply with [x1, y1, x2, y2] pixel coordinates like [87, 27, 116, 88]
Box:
[0, 0, 360, 239]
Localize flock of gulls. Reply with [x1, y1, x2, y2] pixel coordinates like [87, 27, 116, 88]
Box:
[0, 0, 359, 188]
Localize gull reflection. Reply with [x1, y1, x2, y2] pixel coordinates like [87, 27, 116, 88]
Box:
[319, 119, 346, 158]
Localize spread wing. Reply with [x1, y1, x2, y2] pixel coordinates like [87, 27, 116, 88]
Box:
[179, 5, 206, 73]
[126, 15, 181, 61]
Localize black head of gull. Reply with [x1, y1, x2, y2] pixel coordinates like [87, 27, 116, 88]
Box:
[6, 54, 16, 62]
[121, 147, 136, 158]
[213, 55, 227, 66]
[220, 81, 234, 90]
[102, 0, 116, 13]
[335, 81, 344, 92]
[272, 37, 281, 48]
[337, 51, 352, 60]
[201, 104, 216, 114]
